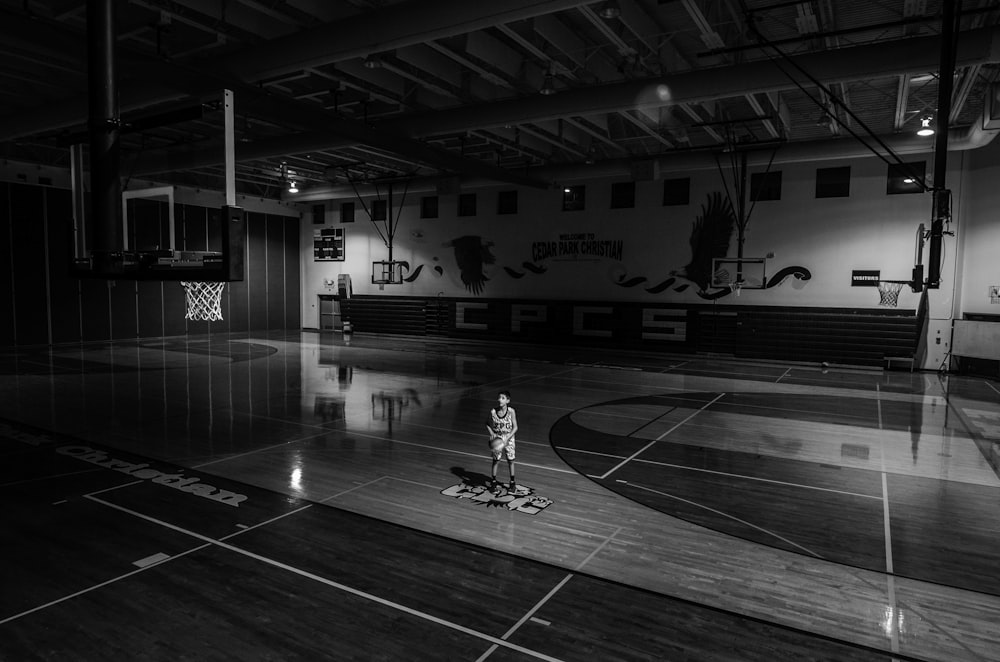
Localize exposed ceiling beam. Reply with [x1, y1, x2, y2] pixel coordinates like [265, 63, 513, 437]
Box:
[126, 26, 1000, 177]
[220, 0, 595, 82]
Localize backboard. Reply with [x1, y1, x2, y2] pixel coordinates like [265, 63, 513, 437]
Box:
[372, 260, 405, 286]
[72, 186, 245, 282]
[711, 257, 767, 290]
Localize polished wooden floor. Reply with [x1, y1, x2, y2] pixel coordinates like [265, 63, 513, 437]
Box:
[2, 331, 999, 661]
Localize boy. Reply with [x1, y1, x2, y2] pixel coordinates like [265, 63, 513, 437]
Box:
[486, 390, 518, 493]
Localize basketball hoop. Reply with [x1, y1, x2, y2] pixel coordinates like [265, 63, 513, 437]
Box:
[876, 281, 904, 308]
[181, 281, 226, 321]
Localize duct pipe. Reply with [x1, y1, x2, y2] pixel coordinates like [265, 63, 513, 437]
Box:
[87, 0, 121, 272]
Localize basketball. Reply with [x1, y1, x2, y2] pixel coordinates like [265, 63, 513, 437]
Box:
[489, 437, 505, 454]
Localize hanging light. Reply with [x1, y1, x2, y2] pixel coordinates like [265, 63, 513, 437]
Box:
[917, 117, 935, 136]
[598, 0, 621, 19]
[540, 69, 556, 96]
[363, 54, 383, 69]
[288, 181, 298, 193]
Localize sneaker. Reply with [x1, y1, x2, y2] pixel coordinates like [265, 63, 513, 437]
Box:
[508, 481, 517, 493]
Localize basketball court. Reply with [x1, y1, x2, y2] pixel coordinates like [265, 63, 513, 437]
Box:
[3, 331, 999, 661]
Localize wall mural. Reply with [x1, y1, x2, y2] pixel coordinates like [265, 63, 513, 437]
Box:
[393, 191, 810, 298]
[612, 191, 811, 299]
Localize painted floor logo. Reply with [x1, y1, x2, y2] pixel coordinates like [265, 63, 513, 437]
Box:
[440, 482, 553, 514]
[57, 445, 248, 507]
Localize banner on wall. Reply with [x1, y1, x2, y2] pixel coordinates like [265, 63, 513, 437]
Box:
[851, 270, 880, 286]
[531, 233, 624, 262]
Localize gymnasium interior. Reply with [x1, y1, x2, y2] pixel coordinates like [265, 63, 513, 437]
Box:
[3, 1, 1000, 660]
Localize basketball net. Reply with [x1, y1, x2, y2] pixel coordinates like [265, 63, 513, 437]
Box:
[181, 281, 226, 321]
[877, 281, 903, 307]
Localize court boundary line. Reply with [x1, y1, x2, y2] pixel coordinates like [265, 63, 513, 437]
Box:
[83, 494, 567, 662]
[3, 339, 945, 662]
[876, 385, 900, 655]
[597, 393, 726, 480]
[616, 479, 825, 559]
[560, 446, 883, 501]
[0, 499, 314, 627]
[476, 574, 574, 662]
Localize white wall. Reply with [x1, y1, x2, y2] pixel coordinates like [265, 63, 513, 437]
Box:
[299, 147, 979, 329]
[959, 138, 1000, 316]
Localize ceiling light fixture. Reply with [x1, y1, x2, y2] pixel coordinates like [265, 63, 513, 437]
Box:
[540, 69, 556, 96]
[917, 116, 935, 136]
[288, 180, 298, 193]
[598, 0, 621, 19]
[363, 54, 382, 69]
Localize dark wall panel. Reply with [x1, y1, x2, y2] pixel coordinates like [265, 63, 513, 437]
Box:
[246, 212, 267, 331]
[284, 217, 301, 329]
[161, 280, 186, 337]
[137, 280, 165, 338]
[207, 205, 222, 252]
[180, 204, 208, 251]
[228, 270, 250, 333]
[10, 184, 48, 345]
[109, 280, 138, 339]
[46, 188, 82, 344]
[0, 184, 14, 346]
[80, 279, 111, 341]
[266, 215, 285, 330]
[0, 180, 297, 346]
[129, 198, 169, 251]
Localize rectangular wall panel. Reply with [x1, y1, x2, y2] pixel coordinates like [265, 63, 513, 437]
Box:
[161, 280, 187, 337]
[266, 214, 285, 330]
[284, 217, 301, 330]
[46, 188, 82, 344]
[79, 279, 111, 341]
[180, 204, 208, 251]
[246, 212, 267, 331]
[10, 183, 49, 345]
[207, 205, 222, 252]
[109, 279, 138, 339]
[0, 184, 14, 346]
[227, 271, 250, 333]
[136, 280, 165, 339]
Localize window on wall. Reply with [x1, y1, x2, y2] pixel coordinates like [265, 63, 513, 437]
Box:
[562, 185, 586, 211]
[610, 181, 636, 209]
[750, 171, 782, 201]
[420, 196, 438, 219]
[662, 178, 690, 206]
[497, 190, 518, 215]
[312, 204, 325, 224]
[887, 162, 926, 194]
[371, 199, 387, 221]
[458, 192, 477, 216]
[815, 166, 851, 198]
[340, 202, 355, 223]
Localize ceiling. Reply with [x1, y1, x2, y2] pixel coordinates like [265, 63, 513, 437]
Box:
[1, 0, 999, 200]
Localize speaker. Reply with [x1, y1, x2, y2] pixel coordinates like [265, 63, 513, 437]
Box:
[220, 205, 245, 281]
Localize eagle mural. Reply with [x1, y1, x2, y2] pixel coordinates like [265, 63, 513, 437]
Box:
[672, 191, 736, 292]
[444, 235, 496, 295]
[611, 190, 811, 297]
